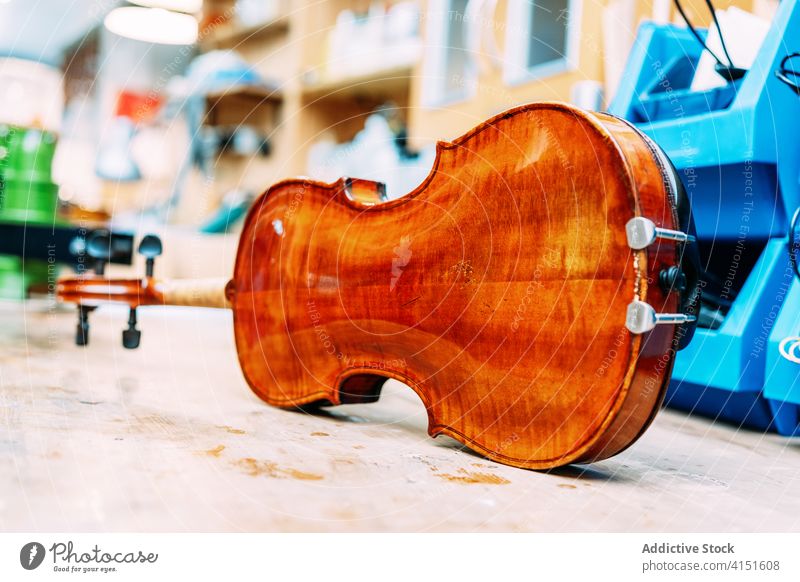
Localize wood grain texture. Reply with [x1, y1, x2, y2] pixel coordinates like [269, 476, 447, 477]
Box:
[230, 102, 682, 469]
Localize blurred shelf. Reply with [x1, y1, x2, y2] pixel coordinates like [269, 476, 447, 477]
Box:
[199, 15, 290, 50]
[204, 84, 283, 127]
[301, 64, 415, 103]
[194, 2, 424, 177]
[206, 84, 283, 102]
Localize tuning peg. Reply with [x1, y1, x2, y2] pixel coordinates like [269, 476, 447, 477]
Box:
[85, 231, 112, 275]
[75, 305, 96, 346]
[122, 307, 141, 349]
[138, 234, 163, 278]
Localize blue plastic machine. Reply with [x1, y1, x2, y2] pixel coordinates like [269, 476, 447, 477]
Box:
[608, 0, 800, 435]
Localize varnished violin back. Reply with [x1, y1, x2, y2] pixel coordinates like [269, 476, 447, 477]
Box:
[230, 102, 690, 469]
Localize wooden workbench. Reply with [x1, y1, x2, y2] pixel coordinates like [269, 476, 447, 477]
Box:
[2, 300, 799, 532]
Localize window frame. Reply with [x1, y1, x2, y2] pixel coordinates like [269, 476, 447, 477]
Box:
[421, 0, 479, 107]
[502, 0, 583, 86]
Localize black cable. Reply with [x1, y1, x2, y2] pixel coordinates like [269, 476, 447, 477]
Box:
[776, 53, 800, 96]
[704, 0, 735, 68]
[673, 0, 747, 82]
[673, 0, 727, 68]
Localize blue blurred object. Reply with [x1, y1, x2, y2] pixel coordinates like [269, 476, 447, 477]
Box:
[199, 188, 254, 234]
[609, 0, 800, 435]
[184, 50, 264, 94]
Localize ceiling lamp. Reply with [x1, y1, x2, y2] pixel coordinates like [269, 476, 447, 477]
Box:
[127, 0, 203, 13]
[104, 6, 198, 45]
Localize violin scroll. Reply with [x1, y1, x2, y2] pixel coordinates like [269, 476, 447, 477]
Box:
[59, 233, 165, 349]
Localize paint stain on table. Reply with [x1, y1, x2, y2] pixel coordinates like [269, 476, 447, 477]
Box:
[434, 469, 510, 485]
[217, 425, 246, 435]
[234, 457, 324, 481]
[204, 445, 226, 457]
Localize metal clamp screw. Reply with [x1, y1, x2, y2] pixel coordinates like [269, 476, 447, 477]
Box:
[625, 299, 697, 334]
[626, 217, 696, 250]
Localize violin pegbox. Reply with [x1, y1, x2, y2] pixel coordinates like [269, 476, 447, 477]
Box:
[69, 233, 163, 349]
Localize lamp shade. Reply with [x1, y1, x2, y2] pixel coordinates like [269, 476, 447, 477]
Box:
[104, 6, 198, 45]
[127, 0, 203, 13]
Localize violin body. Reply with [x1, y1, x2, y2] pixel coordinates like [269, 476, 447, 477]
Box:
[228, 103, 690, 469]
[57, 102, 696, 469]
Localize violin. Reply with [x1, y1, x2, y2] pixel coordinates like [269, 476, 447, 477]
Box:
[57, 102, 700, 470]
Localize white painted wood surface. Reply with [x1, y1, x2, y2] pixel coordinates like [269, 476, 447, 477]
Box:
[2, 301, 799, 532]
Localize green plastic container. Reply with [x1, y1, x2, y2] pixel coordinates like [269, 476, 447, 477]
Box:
[0, 124, 57, 183]
[0, 125, 60, 299]
[0, 179, 59, 223]
[0, 179, 60, 299]
[0, 255, 51, 300]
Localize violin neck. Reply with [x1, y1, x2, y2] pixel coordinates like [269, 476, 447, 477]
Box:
[155, 278, 232, 309]
[56, 276, 232, 310]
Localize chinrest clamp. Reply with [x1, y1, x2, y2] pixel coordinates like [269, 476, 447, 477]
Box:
[625, 299, 696, 334]
[625, 216, 695, 250]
